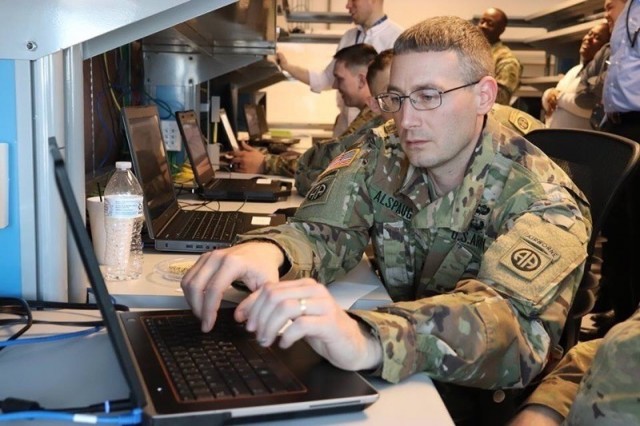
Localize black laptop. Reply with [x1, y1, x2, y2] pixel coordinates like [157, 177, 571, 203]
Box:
[243, 103, 300, 147]
[50, 136, 379, 425]
[176, 110, 292, 202]
[121, 106, 287, 253]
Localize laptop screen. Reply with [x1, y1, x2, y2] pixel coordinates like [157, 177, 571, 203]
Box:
[177, 111, 215, 185]
[49, 137, 147, 410]
[219, 109, 240, 151]
[244, 104, 263, 140]
[122, 106, 178, 237]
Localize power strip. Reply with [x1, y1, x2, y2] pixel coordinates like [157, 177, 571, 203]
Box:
[0, 142, 8, 228]
[160, 120, 182, 151]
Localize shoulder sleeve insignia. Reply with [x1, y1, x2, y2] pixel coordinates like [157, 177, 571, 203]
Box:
[319, 148, 360, 179]
[509, 110, 531, 134]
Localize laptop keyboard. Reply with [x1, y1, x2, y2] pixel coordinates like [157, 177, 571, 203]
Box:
[172, 210, 239, 242]
[144, 314, 306, 402]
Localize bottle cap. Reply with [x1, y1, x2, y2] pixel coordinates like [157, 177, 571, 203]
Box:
[115, 161, 132, 170]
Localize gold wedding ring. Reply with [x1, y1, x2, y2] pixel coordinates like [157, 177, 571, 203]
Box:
[299, 298, 307, 316]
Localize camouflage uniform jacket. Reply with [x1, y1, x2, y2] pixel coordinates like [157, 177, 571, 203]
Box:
[236, 116, 591, 387]
[295, 108, 383, 196]
[262, 107, 378, 179]
[492, 41, 523, 105]
[526, 307, 640, 424]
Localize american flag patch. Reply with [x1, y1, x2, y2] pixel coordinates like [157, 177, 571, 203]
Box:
[323, 148, 360, 175]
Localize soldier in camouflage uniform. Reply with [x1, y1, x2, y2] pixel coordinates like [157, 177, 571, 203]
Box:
[510, 305, 640, 425]
[229, 43, 379, 178]
[296, 49, 395, 196]
[182, 16, 591, 423]
[478, 8, 523, 105]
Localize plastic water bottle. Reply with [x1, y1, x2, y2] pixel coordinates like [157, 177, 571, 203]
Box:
[103, 161, 144, 280]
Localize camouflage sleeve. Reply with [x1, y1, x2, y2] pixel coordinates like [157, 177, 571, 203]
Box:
[494, 54, 522, 105]
[351, 177, 590, 386]
[237, 138, 378, 283]
[523, 339, 601, 418]
[564, 307, 640, 424]
[263, 151, 301, 178]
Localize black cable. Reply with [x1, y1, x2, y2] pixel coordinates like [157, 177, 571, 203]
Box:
[0, 298, 131, 347]
[0, 396, 134, 414]
[0, 298, 32, 352]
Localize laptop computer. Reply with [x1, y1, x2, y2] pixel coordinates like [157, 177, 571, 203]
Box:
[243, 104, 300, 147]
[176, 110, 292, 202]
[49, 137, 379, 425]
[121, 105, 287, 253]
[219, 108, 241, 152]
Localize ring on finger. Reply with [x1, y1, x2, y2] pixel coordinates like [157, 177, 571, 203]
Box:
[299, 298, 307, 316]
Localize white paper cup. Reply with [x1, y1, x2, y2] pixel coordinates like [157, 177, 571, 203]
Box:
[86, 196, 106, 264]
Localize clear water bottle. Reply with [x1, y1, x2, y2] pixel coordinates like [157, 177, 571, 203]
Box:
[103, 161, 144, 280]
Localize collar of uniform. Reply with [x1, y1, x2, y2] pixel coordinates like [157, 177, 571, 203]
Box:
[411, 119, 498, 231]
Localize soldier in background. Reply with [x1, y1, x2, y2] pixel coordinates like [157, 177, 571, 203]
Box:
[296, 48, 395, 196]
[182, 16, 591, 424]
[229, 43, 379, 178]
[478, 7, 523, 105]
[509, 305, 640, 425]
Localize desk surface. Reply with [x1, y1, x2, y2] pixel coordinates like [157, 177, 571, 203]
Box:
[0, 310, 454, 425]
[2, 185, 452, 425]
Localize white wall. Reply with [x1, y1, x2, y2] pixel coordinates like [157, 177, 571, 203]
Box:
[267, 0, 560, 127]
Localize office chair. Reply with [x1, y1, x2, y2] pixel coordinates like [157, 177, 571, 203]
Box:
[526, 128, 640, 351]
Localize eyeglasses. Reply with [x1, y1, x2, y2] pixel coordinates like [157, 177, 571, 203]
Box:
[375, 81, 480, 113]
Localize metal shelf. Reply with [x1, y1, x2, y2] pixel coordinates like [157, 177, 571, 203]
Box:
[525, 0, 604, 30]
[285, 12, 351, 24]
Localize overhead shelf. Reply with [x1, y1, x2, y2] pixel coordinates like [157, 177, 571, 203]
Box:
[285, 12, 351, 24]
[525, 20, 596, 50]
[525, 0, 604, 30]
[277, 32, 342, 44]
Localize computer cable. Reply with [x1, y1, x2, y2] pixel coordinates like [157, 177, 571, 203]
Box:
[0, 326, 103, 348]
[0, 397, 135, 415]
[0, 408, 142, 424]
[0, 297, 129, 351]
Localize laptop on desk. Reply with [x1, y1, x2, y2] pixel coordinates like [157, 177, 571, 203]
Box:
[121, 106, 287, 253]
[176, 110, 292, 202]
[243, 103, 300, 147]
[49, 137, 379, 425]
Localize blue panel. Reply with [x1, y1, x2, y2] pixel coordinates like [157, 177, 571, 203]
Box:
[0, 59, 21, 296]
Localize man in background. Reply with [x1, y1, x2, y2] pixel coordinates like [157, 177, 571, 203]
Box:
[542, 22, 610, 129]
[276, 0, 402, 136]
[229, 43, 379, 179]
[478, 7, 522, 105]
[295, 47, 394, 195]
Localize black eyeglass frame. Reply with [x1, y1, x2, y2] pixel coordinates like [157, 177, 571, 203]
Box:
[375, 80, 481, 113]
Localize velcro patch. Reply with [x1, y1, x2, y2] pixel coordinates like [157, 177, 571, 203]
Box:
[500, 238, 553, 280]
[509, 110, 532, 133]
[302, 175, 335, 208]
[319, 148, 360, 178]
[478, 213, 587, 310]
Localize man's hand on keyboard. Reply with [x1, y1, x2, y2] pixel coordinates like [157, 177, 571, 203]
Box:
[181, 241, 284, 332]
[235, 278, 383, 373]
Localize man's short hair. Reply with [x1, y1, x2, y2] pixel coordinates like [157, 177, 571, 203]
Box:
[366, 49, 394, 89]
[333, 43, 378, 72]
[393, 16, 494, 83]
